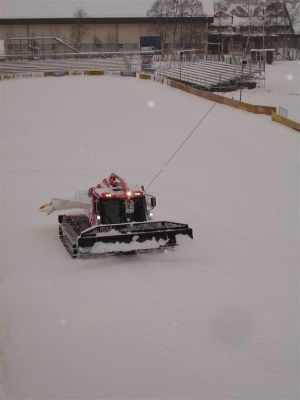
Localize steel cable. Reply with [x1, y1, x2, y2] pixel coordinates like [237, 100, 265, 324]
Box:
[146, 101, 217, 190]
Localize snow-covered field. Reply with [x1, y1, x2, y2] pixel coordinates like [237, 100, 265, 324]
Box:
[0, 73, 299, 399]
[224, 61, 300, 122]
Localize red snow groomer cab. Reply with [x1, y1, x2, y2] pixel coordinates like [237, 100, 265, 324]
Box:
[40, 173, 193, 258]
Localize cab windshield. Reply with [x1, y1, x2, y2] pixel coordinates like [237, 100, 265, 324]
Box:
[100, 199, 124, 224]
[95, 197, 147, 224]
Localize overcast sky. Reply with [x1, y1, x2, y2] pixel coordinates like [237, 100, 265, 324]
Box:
[0, 0, 214, 18]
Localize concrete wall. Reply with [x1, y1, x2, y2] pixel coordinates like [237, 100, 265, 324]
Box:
[0, 23, 153, 45]
[0, 25, 27, 39]
[0, 21, 208, 49]
[118, 24, 141, 44]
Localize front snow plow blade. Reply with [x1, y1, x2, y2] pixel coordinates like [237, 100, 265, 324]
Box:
[58, 217, 192, 258]
[79, 221, 193, 256]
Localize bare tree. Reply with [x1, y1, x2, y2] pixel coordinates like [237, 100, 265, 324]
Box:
[214, 0, 229, 26]
[147, 0, 205, 50]
[168, 0, 181, 49]
[147, 0, 171, 50]
[214, 1, 229, 59]
[168, 0, 190, 49]
[185, 0, 204, 47]
[243, 0, 254, 58]
[285, 0, 300, 26]
[72, 8, 89, 51]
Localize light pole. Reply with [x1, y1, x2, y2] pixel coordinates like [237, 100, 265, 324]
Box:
[239, 59, 246, 101]
[179, 0, 183, 80]
[180, 0, 183, 49]
[179, 50, 183, 80]
[262, 7, 265, 62]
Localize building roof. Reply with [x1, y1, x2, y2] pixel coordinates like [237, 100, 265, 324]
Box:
[212, 0, 295, 32]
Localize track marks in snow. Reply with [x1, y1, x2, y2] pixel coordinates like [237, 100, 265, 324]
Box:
[2, 75, 299, 399]
[86, 257, 297, 395]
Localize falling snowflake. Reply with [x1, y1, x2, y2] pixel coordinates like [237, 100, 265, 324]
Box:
[147, 100, 155, 108]
[286, 74, 294, 81]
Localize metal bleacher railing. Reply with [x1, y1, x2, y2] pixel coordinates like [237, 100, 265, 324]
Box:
[0, 36, 159, 75]
[0, 51, 160, 76]
[157, 58, 259, 91]
[0, 57, 131, 75]
[0, 38, 264, 90]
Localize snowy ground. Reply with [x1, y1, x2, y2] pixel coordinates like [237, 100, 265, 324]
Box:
[223, 61, 300, 122]
[0, 75, 299, 399]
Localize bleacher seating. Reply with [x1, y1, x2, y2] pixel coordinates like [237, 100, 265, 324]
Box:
[0, 57, 131, 75]
[157, 60, 256, 91]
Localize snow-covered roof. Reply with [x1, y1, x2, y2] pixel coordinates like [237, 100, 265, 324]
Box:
[212, 0, 293, 29]
[212, 15, 290, 27]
